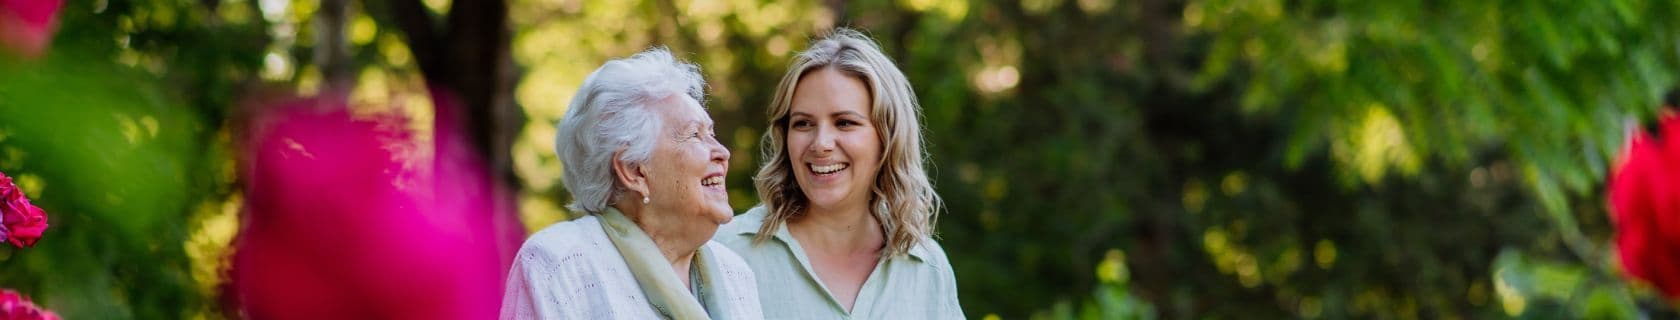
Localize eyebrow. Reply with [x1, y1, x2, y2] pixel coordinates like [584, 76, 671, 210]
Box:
[683, 120, 715, 129]
[789, 111, 866, 118]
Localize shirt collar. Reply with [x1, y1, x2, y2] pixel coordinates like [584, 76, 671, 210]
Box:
[733, 206, 930, 263]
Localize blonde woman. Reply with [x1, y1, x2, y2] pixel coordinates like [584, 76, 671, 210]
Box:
[715, 28, 962, 319]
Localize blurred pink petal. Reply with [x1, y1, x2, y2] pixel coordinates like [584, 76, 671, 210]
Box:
[231, 91, 523, 319]
[0, 289, 61, 320]
[0, 0, 62, 59]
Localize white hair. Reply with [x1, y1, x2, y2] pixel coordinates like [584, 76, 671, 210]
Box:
[555, 47, 706, 214]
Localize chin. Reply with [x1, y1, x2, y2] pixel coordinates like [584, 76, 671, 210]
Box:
[707, 205, 734, 223]
[805, 192, 849, 208]
[713, 213, 734, 224]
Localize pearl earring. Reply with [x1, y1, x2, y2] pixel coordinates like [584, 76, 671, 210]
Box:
[642, 195, 650, 204]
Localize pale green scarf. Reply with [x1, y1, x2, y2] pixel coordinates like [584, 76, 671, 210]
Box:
[600, 208, 719, 319]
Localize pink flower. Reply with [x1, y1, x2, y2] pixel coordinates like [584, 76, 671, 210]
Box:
[229, 90, 522, 319]
[0, 171, 48, 248]
[0, 289, 60, 320]
[0, 0, 62, 59]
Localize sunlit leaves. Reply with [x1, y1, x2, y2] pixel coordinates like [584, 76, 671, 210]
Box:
[1329, 105, 1418, 184]
[1189, 0, 1680, 193]
[1186, 1, 1680, 314]
[900, 0, 967, 21]
[0, 53, 222, 318]
[1491, 249, 1638, 318]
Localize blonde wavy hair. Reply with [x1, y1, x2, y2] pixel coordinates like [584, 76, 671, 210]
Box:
[753, 28, 942, 258]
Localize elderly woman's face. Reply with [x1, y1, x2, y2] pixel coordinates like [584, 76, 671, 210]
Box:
[643, 96, 733, 225]
[786, 67, 882, 212]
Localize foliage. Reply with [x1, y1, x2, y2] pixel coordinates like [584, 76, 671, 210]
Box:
[2, 0, 1678, 318]
[0, 53, 222, 319]
[0, 0, 266, 317]
[1028, 249, 1157, 320]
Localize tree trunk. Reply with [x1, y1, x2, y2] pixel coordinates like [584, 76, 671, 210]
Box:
[316, 0, 353, 91]
[378, 0, 524, 239]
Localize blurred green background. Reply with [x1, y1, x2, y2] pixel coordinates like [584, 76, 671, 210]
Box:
[2, 0, 1678, 318]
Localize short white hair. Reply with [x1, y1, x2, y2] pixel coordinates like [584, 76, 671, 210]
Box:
[555, 47, 706, 214]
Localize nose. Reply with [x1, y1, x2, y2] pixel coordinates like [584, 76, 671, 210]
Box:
[811, 126, 836, 154]
[708, 134, 730, 164]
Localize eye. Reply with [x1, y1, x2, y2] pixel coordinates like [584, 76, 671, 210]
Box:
[837, 119, 860, 128]
[791, 119, 813, 130]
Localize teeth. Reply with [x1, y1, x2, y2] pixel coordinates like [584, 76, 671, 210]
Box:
[702, 176, 724, 186]
[811, 163, 848, 174]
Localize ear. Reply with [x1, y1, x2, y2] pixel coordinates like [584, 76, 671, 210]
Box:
[611, 149, 651, 200]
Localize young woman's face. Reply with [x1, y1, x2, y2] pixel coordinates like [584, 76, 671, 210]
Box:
[642, 96, 733, 226]
[786, 67, 882, 212]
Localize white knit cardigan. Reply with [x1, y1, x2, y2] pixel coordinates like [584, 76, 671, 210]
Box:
[499, 215, 763, 319]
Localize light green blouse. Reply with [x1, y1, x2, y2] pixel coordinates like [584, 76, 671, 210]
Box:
[714, 206, 965, 319]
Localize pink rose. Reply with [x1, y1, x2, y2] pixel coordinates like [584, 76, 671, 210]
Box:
[0, 174, 15, 200]
[0, 174, 11, 240]
[0, 289, 60, 320]
[0, 171, 48, 248]
[0, 0, 63, 59]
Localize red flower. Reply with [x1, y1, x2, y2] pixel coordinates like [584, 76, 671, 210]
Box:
[1610, 112, 1680, 299]
[0, 289, 60, 320]
[0, 171, 48, 248]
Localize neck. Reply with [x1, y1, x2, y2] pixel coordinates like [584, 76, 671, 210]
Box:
[615, 203, 703, 287]
[667, 250, 695, 289]
[791, 201, 884, 255]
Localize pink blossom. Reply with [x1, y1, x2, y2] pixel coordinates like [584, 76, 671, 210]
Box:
[229, 90, 523, 319]
[0, 171, 48, 248]
[0, 0, 63, 58]
[0, 289, 61, 320]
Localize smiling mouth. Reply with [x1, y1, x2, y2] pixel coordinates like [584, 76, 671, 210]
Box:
[702, 175, 725, 187]
[810, 163, 849, 174]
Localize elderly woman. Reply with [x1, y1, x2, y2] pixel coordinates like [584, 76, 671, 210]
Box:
[715, 29, 963, 319]
[500, 48, 761, 320]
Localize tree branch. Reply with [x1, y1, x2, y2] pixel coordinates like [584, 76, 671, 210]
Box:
[317, 0, 354, 91]
[442, 0, 523, 192]
[383, 0, 445, 82]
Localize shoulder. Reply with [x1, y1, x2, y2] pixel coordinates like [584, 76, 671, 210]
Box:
[701, 240, 766, 318]
[514, 216, 613, 266]
[506, 216, 654, 319]
[703, 241, 759, 290]
[704, 240, 753, 273]
[713, 205, 770, 248]
[909, 236, 954, 269]
[908, 237, 961, 290]
[909, 237, 964, 318]
[718, 205, 770, 235]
